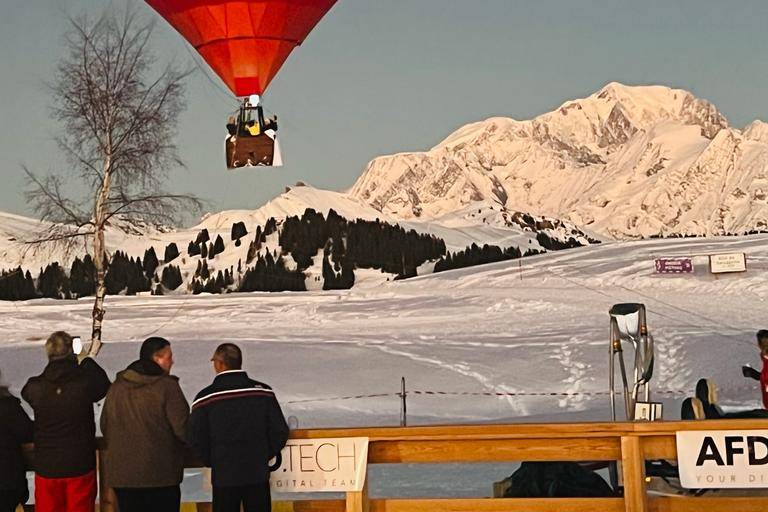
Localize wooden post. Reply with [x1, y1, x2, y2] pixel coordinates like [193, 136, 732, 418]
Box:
[345, 475, 369, 512]
[620, 436, 647, 512]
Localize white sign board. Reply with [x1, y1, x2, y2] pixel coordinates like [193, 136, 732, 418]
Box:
[709, 253, 747, 274]
[676, 431, 768, 488]
[270, 437, 369, 492]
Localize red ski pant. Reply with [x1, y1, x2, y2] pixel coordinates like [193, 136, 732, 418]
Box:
[35, 470, 96, 512]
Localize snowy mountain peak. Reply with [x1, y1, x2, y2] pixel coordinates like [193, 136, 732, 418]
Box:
[349, 83, 767, 239]
[195, 184, 389, 232]
[541, 82, 727, 146]
[745, 120, 768, 144]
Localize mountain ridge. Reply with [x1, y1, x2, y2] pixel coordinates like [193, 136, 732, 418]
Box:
[349, 82, 768, 238]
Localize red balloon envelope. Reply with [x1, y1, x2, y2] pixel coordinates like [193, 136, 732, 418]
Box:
[145, 0, 337, 97]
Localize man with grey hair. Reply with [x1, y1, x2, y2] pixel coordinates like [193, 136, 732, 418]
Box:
[189, 343, 288, 512]
[22, 331, 110, 512]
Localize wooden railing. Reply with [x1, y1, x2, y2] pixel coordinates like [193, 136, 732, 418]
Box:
[21, 419, 768, 512]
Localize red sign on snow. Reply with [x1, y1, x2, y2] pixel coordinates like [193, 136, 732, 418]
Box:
[654, 258, 694, 274]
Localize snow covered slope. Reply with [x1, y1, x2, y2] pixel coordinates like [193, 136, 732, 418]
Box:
[2, 234, 767, 427]
[195, 184, 389, 232]
[0, 185, 596, 291]
[349, 83, 768, 239]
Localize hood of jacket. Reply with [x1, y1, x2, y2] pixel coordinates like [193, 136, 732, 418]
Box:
[41, 356, 80, 384]
[116, 359, 175, 388]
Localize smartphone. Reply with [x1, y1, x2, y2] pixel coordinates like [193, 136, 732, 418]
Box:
[72, 336, 83, 355]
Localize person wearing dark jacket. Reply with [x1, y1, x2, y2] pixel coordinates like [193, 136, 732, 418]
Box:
[100, 337, 189, 512]
[189, 343, 289, 512]
[21, 331, 110, 512]
[0, 371, 33, 512]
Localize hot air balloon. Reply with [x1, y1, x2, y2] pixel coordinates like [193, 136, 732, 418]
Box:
[144, 0, 338, 168]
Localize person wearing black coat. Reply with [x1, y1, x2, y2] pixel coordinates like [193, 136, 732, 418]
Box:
[189, 343, 289, 512]
[21, 331, 110, 512]
[0, 372, 33, 512]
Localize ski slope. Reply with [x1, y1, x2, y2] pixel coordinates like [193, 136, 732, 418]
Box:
[1, 235, 767, 428]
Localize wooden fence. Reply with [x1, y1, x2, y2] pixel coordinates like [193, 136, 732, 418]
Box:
[21, 419, 768, 512]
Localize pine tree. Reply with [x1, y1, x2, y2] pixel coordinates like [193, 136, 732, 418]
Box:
[213, 235, 225, 256]
[195, 229, 210, 245]
[214, 270, 225, 291]
[143, 247, 159, 277]
[231, 221, 248, 247]
[164, 243, 180, 263]
[203, 277, 217, 294]
[161, 265, 183, 290]
[37, 263, 70, 299]
[246, 240, 258, 264]
[105, 252, 129, 295]
[187, 240, 201, 257]
[69, 257, 92, 298]
[264, 217, 277, 237]
[23, 270, 37, 300]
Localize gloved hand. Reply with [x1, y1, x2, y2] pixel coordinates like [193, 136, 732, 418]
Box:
[742, 365, 761, 381]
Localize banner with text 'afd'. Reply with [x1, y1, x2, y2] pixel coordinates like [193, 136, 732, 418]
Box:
[677, 430, 768, 488]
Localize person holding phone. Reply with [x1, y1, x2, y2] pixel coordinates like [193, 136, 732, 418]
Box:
[21, 331, 110, 512]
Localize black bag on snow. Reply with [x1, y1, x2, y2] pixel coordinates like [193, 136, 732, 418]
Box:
[503, 461, 615, 498]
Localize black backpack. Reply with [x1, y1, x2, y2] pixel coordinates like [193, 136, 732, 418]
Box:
[503, 461, 615, 498]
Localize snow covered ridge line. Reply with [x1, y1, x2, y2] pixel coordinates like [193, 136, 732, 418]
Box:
[0, 207, 597, 301]
[349, 82, 768, 239]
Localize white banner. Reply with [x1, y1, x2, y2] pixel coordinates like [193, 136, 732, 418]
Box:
[676, 431, 768, 488]
[270, 437, 369, 493]
[709, 253, 747, 274]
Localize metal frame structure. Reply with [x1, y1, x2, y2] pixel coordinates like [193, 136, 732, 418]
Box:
[609, 303, 655, 422]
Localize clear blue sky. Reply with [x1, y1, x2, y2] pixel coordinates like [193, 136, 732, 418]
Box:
[1, 0, 767, 222]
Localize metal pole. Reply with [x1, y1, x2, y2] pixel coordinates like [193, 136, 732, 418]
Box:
[400, 377, 407, 427]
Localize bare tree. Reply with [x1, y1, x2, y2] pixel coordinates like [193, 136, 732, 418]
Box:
[24, 7, 201, 356]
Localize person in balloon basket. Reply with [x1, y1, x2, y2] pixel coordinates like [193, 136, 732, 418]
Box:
[189, 343, 289, 512]
[226, 116, 238, 136]
[21, 331, 110, 512]
[101, 337, 190, 512]
[0, 369, 33, 512]
[245, 119, 261, 136]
